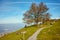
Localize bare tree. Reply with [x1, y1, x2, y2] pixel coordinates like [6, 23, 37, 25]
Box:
[23, 2, 51, 27]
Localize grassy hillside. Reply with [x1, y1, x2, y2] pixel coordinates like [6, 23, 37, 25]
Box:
[0, 19, 60, 40]
[37, 19, 60, 40]
[0, 25, 39, 40]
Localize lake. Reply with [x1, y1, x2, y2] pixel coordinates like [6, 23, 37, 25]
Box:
[0, 23, 25, 34]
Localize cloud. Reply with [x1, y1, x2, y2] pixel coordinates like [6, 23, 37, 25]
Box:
[4, 2, 33, 4]
[46, 3, 60, 5]
[0, 3, 26, 24]
[0, 16, 23, 24]
[4, 29, 8, 31]
[3, 2, 60, 5]
[0, 1, 60, 24]
[51, 17, 60, 19]
[49, 7, 60, 11]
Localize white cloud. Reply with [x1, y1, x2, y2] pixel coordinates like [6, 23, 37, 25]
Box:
[4, 2, 33, 4]
[0, 16, 23, 24]
[4, 29, 8, 31]
[49, 7, 60, 11]
[4, 2, 60, 5]
[46, 3, 60, 5]
[51, 17, 60, 19]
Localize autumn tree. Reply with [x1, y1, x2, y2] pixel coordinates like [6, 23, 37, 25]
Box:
[23, 2, 51, 26]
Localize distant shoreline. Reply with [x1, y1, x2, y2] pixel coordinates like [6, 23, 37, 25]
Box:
[0, 26, 24, 38]
[0, 31, 13, 38]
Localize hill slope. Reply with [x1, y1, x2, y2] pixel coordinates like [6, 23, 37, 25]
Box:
[0, 19, 60, 40]
[37, 19, 60, 40]
[0, 25, 39, 40]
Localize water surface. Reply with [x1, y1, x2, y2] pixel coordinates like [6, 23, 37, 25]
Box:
[0, 23, 25, 34]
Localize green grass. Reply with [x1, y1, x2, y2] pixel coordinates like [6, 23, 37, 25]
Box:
[0, 20, 60, 40]
[0, 25, 39, 40]
[37, 20, 60, 40]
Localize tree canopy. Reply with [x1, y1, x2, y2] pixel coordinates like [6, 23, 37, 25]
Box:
[23, 2, 51, 25]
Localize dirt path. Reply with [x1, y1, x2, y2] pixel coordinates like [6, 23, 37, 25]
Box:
[28, 26, 52, 40]
[27, 27, 46, 40]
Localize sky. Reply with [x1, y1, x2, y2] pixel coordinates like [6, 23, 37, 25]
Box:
[0, 0, 60, 24]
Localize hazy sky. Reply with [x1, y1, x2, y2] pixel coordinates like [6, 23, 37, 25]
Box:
[0, 0, 60, 24]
